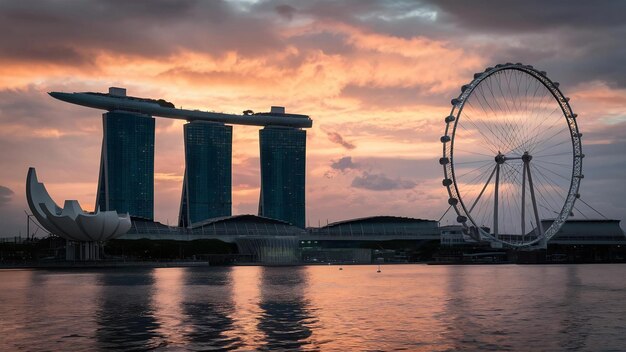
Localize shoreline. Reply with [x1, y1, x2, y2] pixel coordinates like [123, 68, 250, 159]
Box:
[1, 260, 625, 270]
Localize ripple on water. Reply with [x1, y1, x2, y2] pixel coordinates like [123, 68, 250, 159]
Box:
[0, 265, 626, 351]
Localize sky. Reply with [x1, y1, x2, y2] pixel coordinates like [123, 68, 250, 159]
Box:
[0, 0, 625, 237]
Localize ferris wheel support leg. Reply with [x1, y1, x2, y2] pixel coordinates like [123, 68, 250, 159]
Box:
[526, 163, 544, 237]
[494, 163, 501, 238]
[469, 164, 498, 213]
[521, 162, 527, 237]
[529, 235, 548, 250]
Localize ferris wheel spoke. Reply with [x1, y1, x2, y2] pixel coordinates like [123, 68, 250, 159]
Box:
[458, 164, 498, 197]
[454, 159, 493, 165]
[484, 77, 519, 151]
[530, 164, 568, 217]
[484, 74, 506, 115]
[518, 105, 562, 152]
[500, 72, 525, 152]
[534, 159, 571, 168]
[532, 138, 571, 158]
[529, 90, 551, 135]
[532, 163, 571, 190]
[506, 70, 521, 116]
[455, 160, 494, 179]
[514, 77, 532, 153]
[468, 88, 509, 145]
[521, 80, 545, 151]
[523, 102, 559, 150]
[454, 148, 495, 157]
[533, 151, 571, 158]
[495, 71, 514, 117]
[501, 165, 519, 234]
[532, 164, 569, 198]
[527, 116, 567, 152]
[530, 128, 570, 155]
[512, 72, 531, 151]
[461, 107, 506, 153]
[487, 77, 519, 153]
[457, 119, 499, 154]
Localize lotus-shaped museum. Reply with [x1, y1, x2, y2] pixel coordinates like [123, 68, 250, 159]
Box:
[26, 167, 131, 242]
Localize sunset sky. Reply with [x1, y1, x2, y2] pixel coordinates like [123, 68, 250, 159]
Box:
[1, 0, 625, 236]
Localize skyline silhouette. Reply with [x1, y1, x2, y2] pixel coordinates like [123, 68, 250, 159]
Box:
[1, 1, 625, 236]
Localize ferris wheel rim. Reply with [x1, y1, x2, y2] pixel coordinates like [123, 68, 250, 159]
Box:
[440, 63, 584, 248]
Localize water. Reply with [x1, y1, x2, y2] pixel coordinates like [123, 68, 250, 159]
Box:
[1, 265, 625, 351]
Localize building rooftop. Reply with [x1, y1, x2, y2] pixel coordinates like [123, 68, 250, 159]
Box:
[322, 215, 436, 228]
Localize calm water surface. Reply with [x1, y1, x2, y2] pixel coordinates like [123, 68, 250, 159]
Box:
[1, 264, 625, 351]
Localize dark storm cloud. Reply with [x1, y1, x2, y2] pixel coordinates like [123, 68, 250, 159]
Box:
[422, 0, 626, 88]
[351, 171, 416, 191]
[429, 1, 626, 32]
[325, 130, 356, 149]
[0, 186, 14, 206]
[0, 0, 444, 65]
[330, 156, 359, 171]
[0, 0, 284, 64]
[274, 4, 297, 21]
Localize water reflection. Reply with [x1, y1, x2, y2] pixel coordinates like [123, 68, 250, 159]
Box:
[25, 271, 100, 351]
[257, 267, 318, 351]
[558, 265, 588, 350]
[95, 269, 165, 350]
[440, 266, 484, 351]
[2, 265, 626, 351]
[182, 266, 242, 350]
[152, 268, 187, 347]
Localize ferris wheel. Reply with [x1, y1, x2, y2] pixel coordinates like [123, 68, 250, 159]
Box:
[440, 63, 584, 247]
